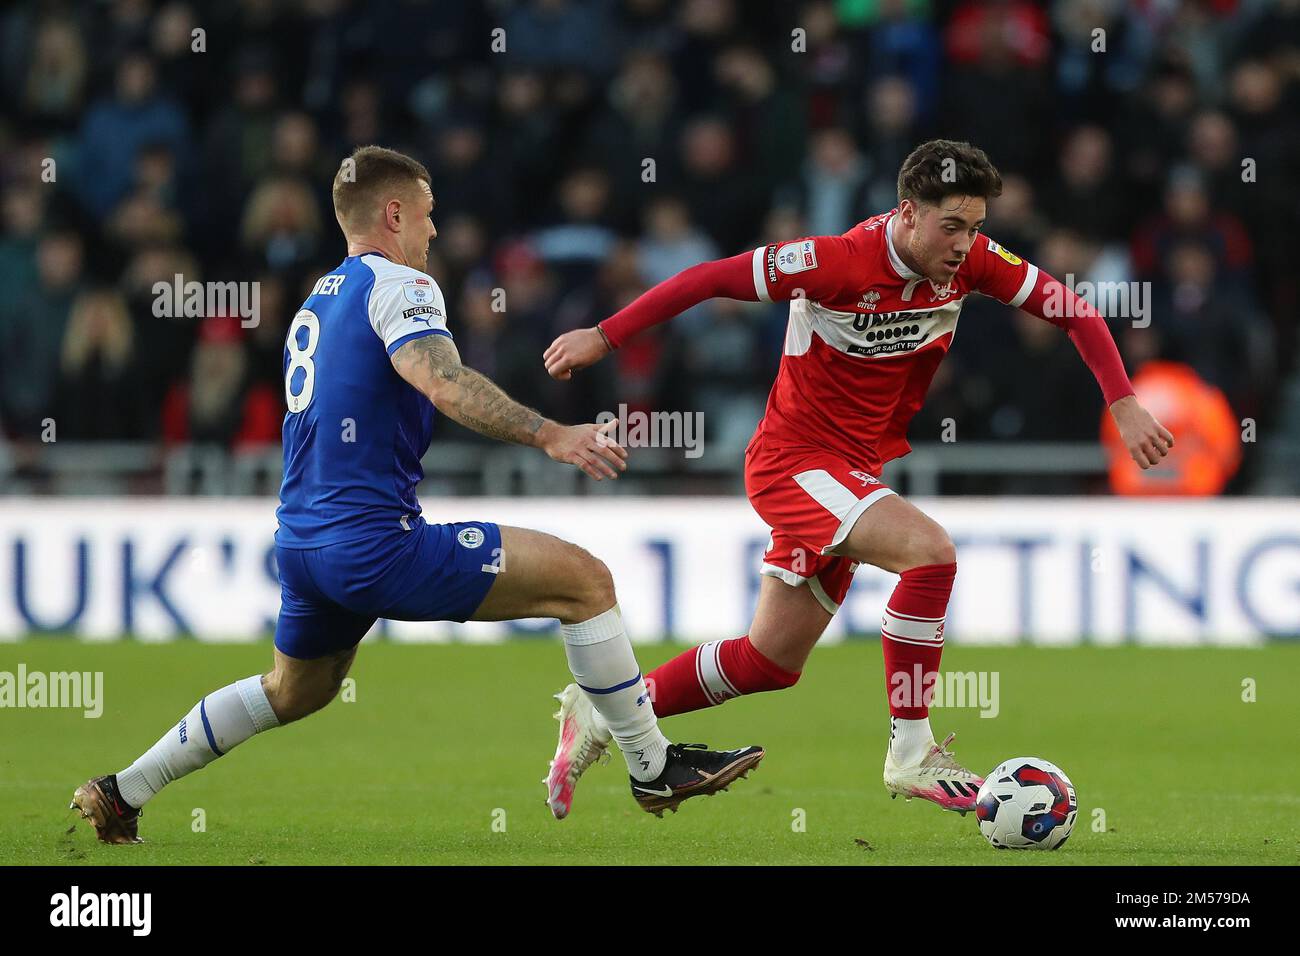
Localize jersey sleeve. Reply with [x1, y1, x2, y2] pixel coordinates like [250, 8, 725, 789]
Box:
[368, 269, 452, 355]
[750, 235, 857, 303]
[970, 234, 1040, 308]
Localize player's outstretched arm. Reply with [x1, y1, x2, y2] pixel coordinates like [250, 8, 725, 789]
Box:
[391, 333, 627, 480]
[544, 251, 760, 380]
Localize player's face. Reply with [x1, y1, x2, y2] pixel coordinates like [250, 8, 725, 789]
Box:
[401, 180, 437, 270]
[906, 195, 986, 283]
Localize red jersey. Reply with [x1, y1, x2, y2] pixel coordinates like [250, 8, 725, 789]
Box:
[746, 209, 1042, 470]
[599, 208, 1133, 472]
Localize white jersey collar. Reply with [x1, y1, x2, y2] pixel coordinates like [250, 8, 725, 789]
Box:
[884, 212, 922, 281]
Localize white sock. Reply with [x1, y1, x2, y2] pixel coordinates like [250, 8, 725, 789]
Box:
[115, 675, 280, 808]
[561, 606, 668, 781]
[889, 715, 934, 765]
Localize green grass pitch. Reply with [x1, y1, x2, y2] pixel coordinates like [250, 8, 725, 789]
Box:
[2, 638, 1297, 865]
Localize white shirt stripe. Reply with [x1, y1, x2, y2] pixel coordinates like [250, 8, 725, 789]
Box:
[792, 469, 859, 520]
[1008, 263, 1040, 308]
[751, 247, 772, 302]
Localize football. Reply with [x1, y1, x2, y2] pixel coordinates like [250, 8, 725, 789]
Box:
[975, 757, 1078, 850]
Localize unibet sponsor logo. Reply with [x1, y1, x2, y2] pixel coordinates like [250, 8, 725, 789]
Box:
[843, 307, 936, 356]
[863, 324, 922, 343]
[851, 308, 926, 331]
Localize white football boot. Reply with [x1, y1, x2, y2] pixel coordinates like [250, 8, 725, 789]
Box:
[543, 683, 611, 820]
[883, 732, 984, 815]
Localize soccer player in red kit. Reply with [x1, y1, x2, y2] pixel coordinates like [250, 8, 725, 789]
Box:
[540, 140, 1173, 817]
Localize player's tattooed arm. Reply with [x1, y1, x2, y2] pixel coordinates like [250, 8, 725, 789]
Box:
[391, 334, 628, 480]
[393, 333, 544, 444]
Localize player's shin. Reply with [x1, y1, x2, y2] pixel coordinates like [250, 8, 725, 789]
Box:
[882, 562, 956, 764]
[641, 635, 801, 717]
[561, 606, 669, 781]
[114, 675, 280, 809]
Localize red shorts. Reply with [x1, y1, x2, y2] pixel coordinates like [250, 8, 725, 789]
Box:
[744, 439, 897, 613]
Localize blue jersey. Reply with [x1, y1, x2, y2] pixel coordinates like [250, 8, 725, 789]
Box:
[275, 253, 452, 548]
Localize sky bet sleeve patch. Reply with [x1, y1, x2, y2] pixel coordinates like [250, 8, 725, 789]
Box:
[775, 239, 819, 275]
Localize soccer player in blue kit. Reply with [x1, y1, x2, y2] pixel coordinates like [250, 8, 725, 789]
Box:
[70, 146, 762, 843]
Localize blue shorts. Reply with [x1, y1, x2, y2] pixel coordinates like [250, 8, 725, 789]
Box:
[273, 520, 502, 659]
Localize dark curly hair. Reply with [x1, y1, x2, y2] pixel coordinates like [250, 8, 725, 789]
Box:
[897, 139, 1003, 206]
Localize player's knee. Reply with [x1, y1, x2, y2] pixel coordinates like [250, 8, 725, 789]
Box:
[263, 671, 340, 724]
[565, 550, 616, 622]
[590, 558, 616, 608]
[905, 525, 956, 570]
[279, 686, 337, 723]
[747, 630, 812, 677]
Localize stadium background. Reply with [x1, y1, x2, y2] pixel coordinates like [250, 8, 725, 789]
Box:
[0, 0, 1297, 646]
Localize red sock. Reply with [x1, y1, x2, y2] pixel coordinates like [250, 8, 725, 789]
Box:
[645, 635, 800, 717]
[881, 562, 956, 719]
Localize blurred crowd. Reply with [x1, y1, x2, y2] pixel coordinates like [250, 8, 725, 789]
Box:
[1, 0, 1297, 490]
